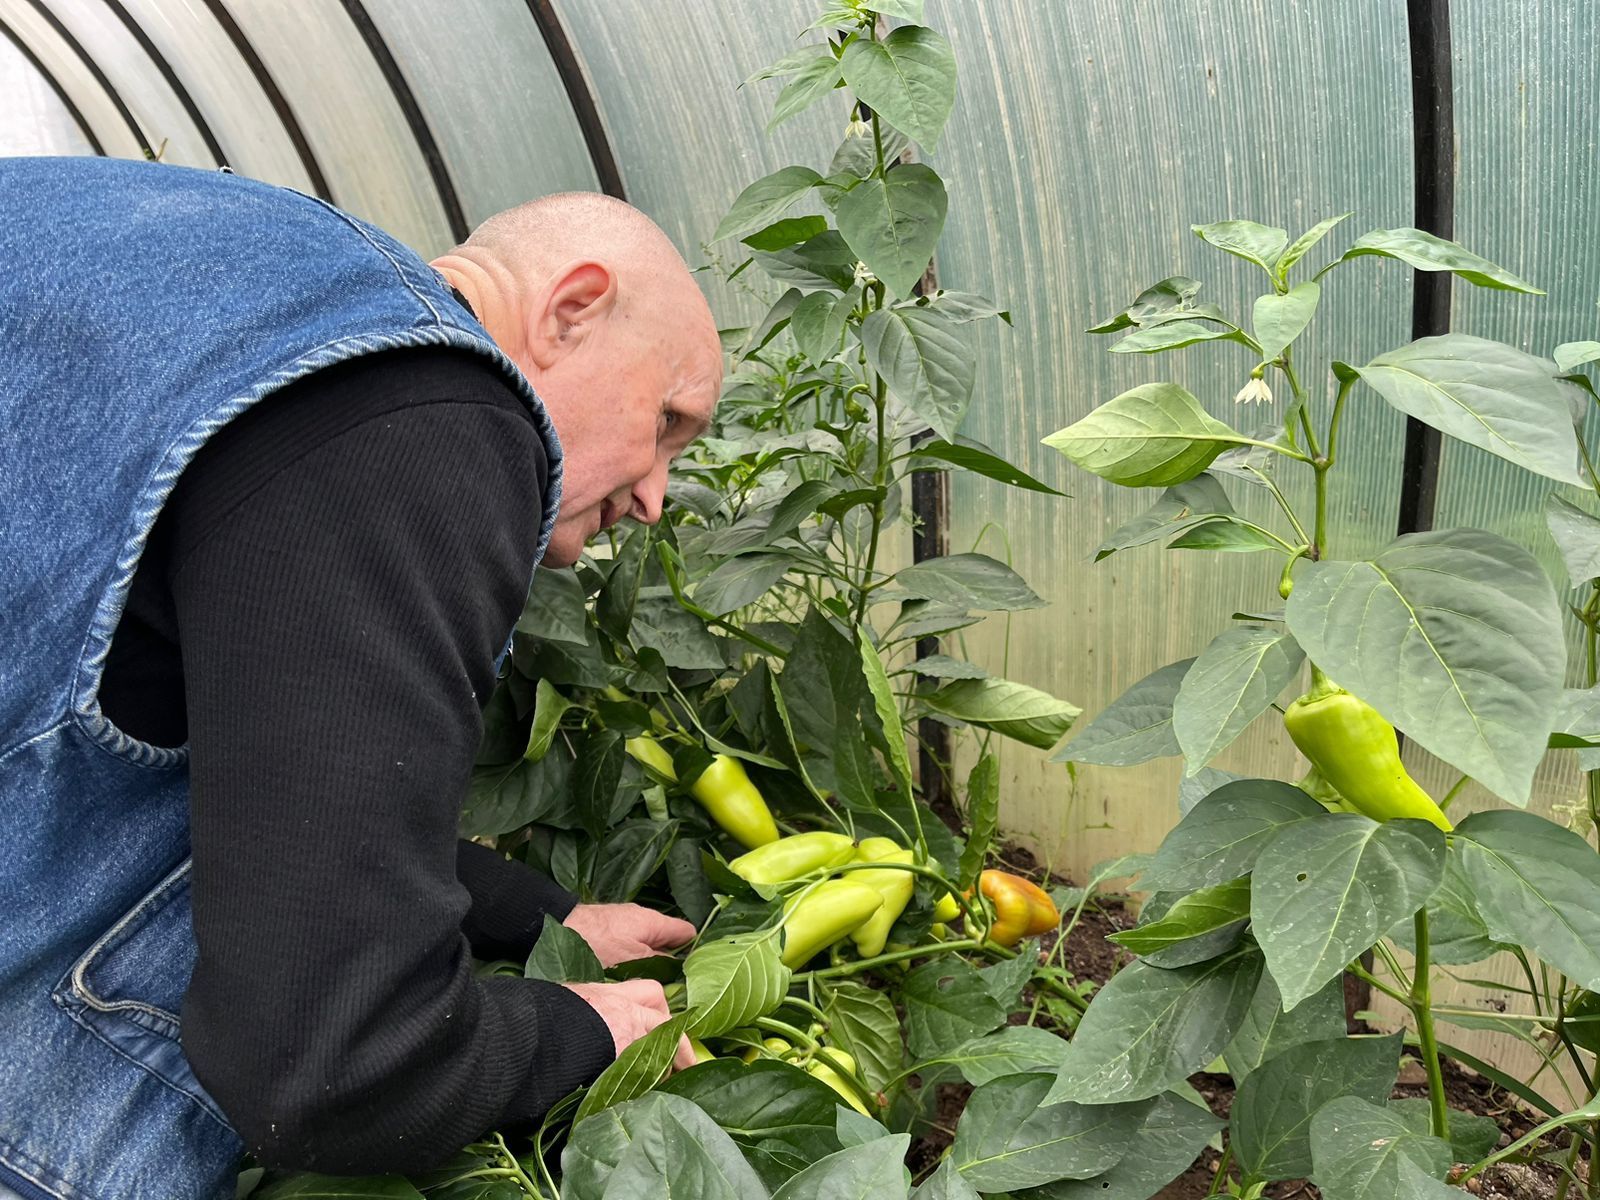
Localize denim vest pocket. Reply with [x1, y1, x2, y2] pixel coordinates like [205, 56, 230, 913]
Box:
[50, 859, 232, 1130]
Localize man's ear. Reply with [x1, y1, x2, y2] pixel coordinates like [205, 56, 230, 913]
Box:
[526, 260, 617, 368]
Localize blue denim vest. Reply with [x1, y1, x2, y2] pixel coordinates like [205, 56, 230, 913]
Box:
[0, 157, 562, 1200]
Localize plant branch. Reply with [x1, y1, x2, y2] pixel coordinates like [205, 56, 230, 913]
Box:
[1410, 909, 1451, 1141]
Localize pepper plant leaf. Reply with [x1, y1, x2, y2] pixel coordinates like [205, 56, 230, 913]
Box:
[911, 1160, 980, 1200]
[1544, 493, 1600, 586]
[1173, 625, 1304, 774]
[838, 25, 957, 150]
[683, 933, 791, 1038]
[1192, 220, 1289, 272]
[789, 289, 853, 363]
[918, 1024, 1070, 1086]
[601, 1103, 772, 1200]
[1285, 528, 1567, 805]
[1087, 275, 1203, 334]
[523, 917, 604, 984]
[715, 166, 825, 241]
[768, 56, 844, 131]
[252, 1177, 423, 1199]
[1272, 212, 1351, 280]
[658, 1059, 845, 1177]
[835, 161, 947, 299]
[1551, 684, 1600, 748]
[742, 215, 830, 252]
[822, 980, 905, 1093]
[770, 1136, 912, 1200]
[523, 677, 572, 763]
[1108, 320, 1246, 355]
[895, 552, 1044, 610]
[1555, 340, 1600, 372]
[1021, 1092, 1223, 1200]
[1386, 849, 1506, 966]
[779, 610, 880, 810]
[902, 958, 1006, 1060]
[1230, 1034, 1404, 1184]
[1093, 473, 1233, 561]
[859, 305, 975, 440]
[957, 752, 999, 889]
[562, 1091, 766, 1200]
[920, 677, 1080, 750]
[1338, 227, 1543, 292]
[695, 551, 794, 616]
[574, 1012, 697, 1123]
[1139, 778, 1325, 892]
[1309, 1096, 1453, 1200]
[1043, 950, 1263, 1105]
[1044, 382, 1250, 488]
[1355, 335, 1584, 485]
[1168, 519, 1282, 553]
[1252, 281, 1321, 363]
[1251, 814, 1445, 1010]
[952, 1073, 1152, 1190]
[1052, 658, 1194, 766]
[1109, 877, 1252, 967]
[1453, 810, 1600, 991]
[907, 439, 1065, 495]
[517, 564, 590, 644]
[754, 229, 859, 291]
[1223, 971, 1347, 1083]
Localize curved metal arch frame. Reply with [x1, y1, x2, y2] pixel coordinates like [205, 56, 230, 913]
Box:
[0, 12, 103, 154]
[522, 0, 626, 200]
[97, 0, 228, 168]
[19, 0, 149, 156]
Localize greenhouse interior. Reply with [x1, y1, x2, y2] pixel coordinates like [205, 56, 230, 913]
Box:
[3, 1, 1600, 1197]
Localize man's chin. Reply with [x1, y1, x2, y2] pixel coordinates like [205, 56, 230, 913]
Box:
[540, 531, 583, 569]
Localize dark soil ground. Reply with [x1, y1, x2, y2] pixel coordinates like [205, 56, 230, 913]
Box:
[904, 839, 1588, 1199]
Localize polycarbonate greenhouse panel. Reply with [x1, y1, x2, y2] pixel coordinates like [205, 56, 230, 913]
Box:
[552, 0, 849, 320]
[925, 0, 1416, 877]
[115, 0, 315, 192]
[211, 0, 452, 254]
[0, 0, 143, 158]
[0, 26, 95, 154]
[357, 0, 598, 229]
[38, 0, 215, 167]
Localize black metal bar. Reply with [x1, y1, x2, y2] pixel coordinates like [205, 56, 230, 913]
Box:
[22, 0, 150, 157]
[521, 0, 627, 200]
[198, 0, 332, 200]
[97, 0, 227, 168]
[1397, 0, 1455, 536]
[0, 14, 104, 154]
[334, 0, 469, 243]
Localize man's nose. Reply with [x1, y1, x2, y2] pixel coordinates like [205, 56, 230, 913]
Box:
[629, 460, 669, 525]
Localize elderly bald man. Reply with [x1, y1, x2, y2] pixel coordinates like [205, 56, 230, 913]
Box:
[0, 157, 720, 1199]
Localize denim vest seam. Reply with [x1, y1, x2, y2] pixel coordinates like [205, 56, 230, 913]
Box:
[0, 717, 70, 768]
[308, 198, 447, 326]
[0, 1142, 83, 1200]
[66, 328, 560, 769]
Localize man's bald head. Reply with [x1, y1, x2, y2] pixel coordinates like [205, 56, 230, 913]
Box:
[429, 192, 722, 567]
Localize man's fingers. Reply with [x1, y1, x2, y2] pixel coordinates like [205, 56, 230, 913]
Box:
[673, 1035, 698, 1072]
[649, 913, 698, 948]
[618, 977, 670, 1014]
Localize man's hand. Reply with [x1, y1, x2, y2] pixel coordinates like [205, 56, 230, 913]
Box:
[562, 979, 696, 1071]
[562, 902, 696, 967]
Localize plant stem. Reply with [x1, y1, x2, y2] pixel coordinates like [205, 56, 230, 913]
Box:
[1250, 467, 1313, 547]
[1281, 351, 1321, 461]
[1411, 909, 1451, 1141]
[1349, 961, 1411, 1007]
[1207, 1145, 1233, 1197]
[1325, 376, 1356, 467]
[797, 937, 984, 981]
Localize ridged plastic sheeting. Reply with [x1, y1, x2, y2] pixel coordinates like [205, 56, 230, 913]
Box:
[0, 0, 143, 157]
[0, 25, 93, 154]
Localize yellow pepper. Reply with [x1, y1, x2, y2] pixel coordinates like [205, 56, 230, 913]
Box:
[848, 838, 916, 958]
[978, 869, 1060, 948]
[781, 879, 883, 968]
[932, 891, 962, 923]
[729, 831, 855, 886]
[806, 1048, 872, 1116]
[626, 738, 781, 849]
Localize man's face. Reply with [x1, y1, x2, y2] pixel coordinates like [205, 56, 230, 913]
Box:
[532, 312, 720, 568]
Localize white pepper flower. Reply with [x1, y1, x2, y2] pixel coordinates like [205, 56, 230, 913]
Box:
[1234, 372, 1273, 406]
[853, 260, 877, 286]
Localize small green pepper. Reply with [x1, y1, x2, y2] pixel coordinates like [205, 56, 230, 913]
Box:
[729, 831, 856, 886]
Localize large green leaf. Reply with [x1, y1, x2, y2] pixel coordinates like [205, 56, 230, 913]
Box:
[1051, 658, 1193, 766]
[822, 980, 905, 1093]
[835, 162, 946, 298]
[1252, 281, 1321, 363]
[952, 1073, 1152, 1190]
[517, 565, 590, 644]
[1086, 275, 1202, 334]
[1093, 475, 1233, 561]
[1108, 320, 1243, 355]
[1388, 1099, 1503, 1165]
[562, 1091, 767, 1200]
[1555, 340, 1600, 372]
[1385, 849, 1505, 965]
[957, 753, 999, 889]
[1338, 227, 1543, 292]
[590, 818, 679, 903]
[908, 439, 1065, 495]
[1011, 1092, 1222, 1200]
[1273, 213, 1352, 279]
[683, 933, 791, 1038]
[1453, 810, 1600, 991]
[920, 1025, 1071, 1086]
[778, 609, 879, 810]
[659, 1059, 845, 1173]
[1309, 1096, 1452, 1200]
[462, 750, 574, 837]
[1285, 528, 1567, 805]
[1109, 877, 1251, 967]
[911, 1161, 980, 1200]
[695, 551, 794, 616]
[1043, 382, 1248, 488]
[1168, 519, 1281, 554]
[1230, 1034, 1403, 1184]
[1139, 778, 1325, 892]
[920, 677, 1080, 750]
[523, 918, 604, 983]
[523, 677, 572, 763]
[1355, 335, 1583, 485]
[1552, 684, 1600, 749]
[789, 289, 854, 363]
[895, 552, 1044, 610]
[1224, 971, 1347, 1082]
[1545, 493, 1600, 585]
[1192, 220, 1289, 272]
[902, 958, 1006, 1060]
[754, 230, 858, 291]
[839, 25, 956, 149]
[1252, 814, 1444, 1009]
[602, 1102, 772, 1200]
[860, 306, 975, 440]
[771, 1136, 911, 1200]
[859, 630, 915, 795]
[574, 1011, 695, 1123]
[715, 166, 824, 241]
[575, 728, 626, 840]
[768, 56, 844, 131]
[1043, 950, 1262, 1105]
[1172, 625, 1304, 774]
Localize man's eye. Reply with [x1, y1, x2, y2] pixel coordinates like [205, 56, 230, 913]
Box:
[662, 410, 680, 432]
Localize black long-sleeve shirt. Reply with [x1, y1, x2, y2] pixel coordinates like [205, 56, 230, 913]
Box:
[99, 344, 614, 1173]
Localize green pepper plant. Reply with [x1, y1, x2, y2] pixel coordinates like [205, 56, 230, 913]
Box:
[244, 4, 1127, 1199]
[1044, 216, 1600, 1197]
